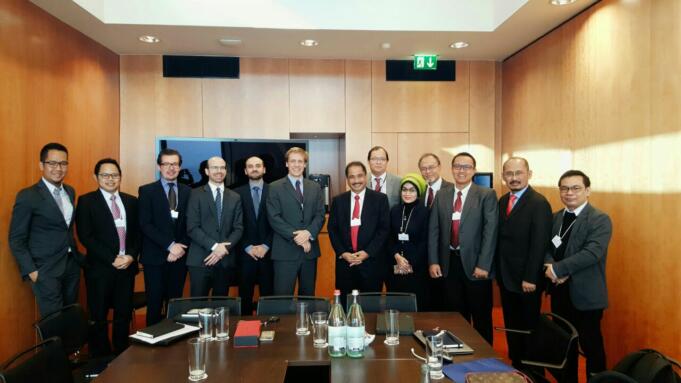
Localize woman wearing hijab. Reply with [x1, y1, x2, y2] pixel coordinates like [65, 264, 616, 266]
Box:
[388, 173, 431, 310]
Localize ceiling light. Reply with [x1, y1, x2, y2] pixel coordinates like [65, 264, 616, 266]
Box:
[450, 41, 469, 49]
[381, 42, 391, 50]
[138, 35, 160, 44]
[300, 39, 318, 47]
[219, 38, 242, 47]
[550, 0, 577, 5]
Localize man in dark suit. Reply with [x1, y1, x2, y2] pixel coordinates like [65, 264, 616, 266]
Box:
[496, 157, 552, 370]
[138, 148, 191, 326]
[267, 147, 325, 296]
[9, 143, 84, 317]
[418, 153, 454, 209]
[186, 156, 243, 297]
[545, 170, 612, 382]
[234, 156, 273, 315]
[429, 152, 497, 344]
[76, 158, 140, 356]
[328, 162, 390, 308]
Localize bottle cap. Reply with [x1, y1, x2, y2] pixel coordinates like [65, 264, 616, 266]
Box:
[352, 289, 359, 296]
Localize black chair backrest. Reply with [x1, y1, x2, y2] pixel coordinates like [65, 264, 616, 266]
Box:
[346, 292, 418, 313]
[611, 349, 680, 383]
[166, 296, 241, 319]
[523, 313, 579, 370]
[33, 303, 89, 357]
[0, 337, 73, 383]
[256, 296, 330, 316]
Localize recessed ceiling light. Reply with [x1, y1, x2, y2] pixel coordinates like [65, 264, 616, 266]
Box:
[138, 35, 160, 44]
[550, 0, 576, 5]
[450, 41, 469, 49]
[381, 42, 391, 49]
[219, 38, 242, 47]
[300, 39, 318, 47]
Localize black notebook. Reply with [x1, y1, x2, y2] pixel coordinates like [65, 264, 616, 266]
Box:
[136, 319, 184, 338]
[375, 313, 415, 335]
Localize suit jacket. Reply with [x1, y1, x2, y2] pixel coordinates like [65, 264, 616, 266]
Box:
[9, 181, 83, 278]
[186, 185, 243, 268]
[496, 186, 553, 293]
[428, 183, 498, 280]
[266, 177, 326, 261]
[75, 190, 140, 276]
[138, 180, 191, 266]
[421, 179, 455, 208]
[545, 203, 612, 310]
[373, 173, 401, 208]
[234, 183, 273, 255]
[327, 189, 390, 261]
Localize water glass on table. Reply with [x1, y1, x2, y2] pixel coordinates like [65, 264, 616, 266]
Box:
[312, 311, 328, 348]
[383, 309, 400, 346]
[214, 307, 229, 341]
[426, 334, 444, 380]
[296, 302, 310, 335]
[187, 337, 208, 381]
[198, 308, 214, 341]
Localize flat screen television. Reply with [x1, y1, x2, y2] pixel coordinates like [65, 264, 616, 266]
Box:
[157, 138, 308, 189]
[472, 172, 493, 189]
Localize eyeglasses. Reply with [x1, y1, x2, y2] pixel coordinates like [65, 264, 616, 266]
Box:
[419, 165, 438, 172]
[43, 161, 69, 168]
[452, 164, 474, 171]
[370, 157, 387, 163]
[209, 166, 227, 171]
[160, 162, 180, 168]
[503, 170, 526, 178]
[98, 173, 121, 180]
[559, 185, 584, 193]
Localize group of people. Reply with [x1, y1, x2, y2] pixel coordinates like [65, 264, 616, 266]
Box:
[9, 142, 611, 382]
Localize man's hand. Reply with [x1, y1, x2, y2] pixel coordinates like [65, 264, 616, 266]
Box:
[204, 252, 223, 266]
[293, 230, 311, 246]
[113, 255, 134, 269]
[301, 241, 312, 253]
[167, 243, 187, 262]
[544, 264, 557, 282]
[472, 267, 489, 279]
[521, 281, 536, 293]
[429, 264, 443, 278]
[28, 270, 38, 283]
[247, 246, 260, 261]
[341, 252, 357, 265]
[214, 243, 229, 257]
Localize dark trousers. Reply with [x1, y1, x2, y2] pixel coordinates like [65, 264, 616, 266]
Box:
[443, 252, 493, 344]
[551, 283, 606, 382]
[336, 259, 382, 309]
[188, 265, 234, 297]
[31, 254, 81, 317]
[426, 277, 448, 312]
[143, 261, 187, 326]
[272, 258, 317, 296]
[388, 269, 430, 312]
[238, 253, 274, 315]
[86, 267, 134, 357]
[499, 281, 542, 366]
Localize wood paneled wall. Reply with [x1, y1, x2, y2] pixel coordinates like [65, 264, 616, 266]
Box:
[0, 0, 119, 361]
[502, 0, 681, 363]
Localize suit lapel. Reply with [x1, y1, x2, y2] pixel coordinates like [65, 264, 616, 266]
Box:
[565, 204, 590, 255]
[203, 185, 218, 221]
[96, 191, 119, 243]
[36, 181, 68, 229]
[460, 184, 477, 225]
[507, 187, 531, 219]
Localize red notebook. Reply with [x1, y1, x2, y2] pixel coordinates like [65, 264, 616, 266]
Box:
[234, 320, 261, 348]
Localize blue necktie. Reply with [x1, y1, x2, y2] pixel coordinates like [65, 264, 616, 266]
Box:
[295, 180, 303, 204]
[252, 186, 260, 219]
[215, 187, 222, 229]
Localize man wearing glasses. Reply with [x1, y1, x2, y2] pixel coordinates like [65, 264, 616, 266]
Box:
[186, 156, 243, 297]
[428, 152, 497, 344]
[76, 158, 140, 356]
[9, 142, 84, 317]
[138, 148, 191, 326]
[418, 153, 454, 209]
[545, 170, 612, 382]
[367, 146, 401, 208]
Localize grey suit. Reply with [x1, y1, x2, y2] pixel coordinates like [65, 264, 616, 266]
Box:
[372, 173, 401, 208]
[428, 183, 498, 343]
[266, 176, 325, 295]
[8, 180, 84, 316]
[186, 185, 243, 296]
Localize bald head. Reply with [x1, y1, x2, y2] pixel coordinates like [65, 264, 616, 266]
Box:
[502, 157, 531, 192]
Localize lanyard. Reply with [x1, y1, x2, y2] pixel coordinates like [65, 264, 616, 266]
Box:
[399, 205, 415, 234]
[558, 216, 577, 240]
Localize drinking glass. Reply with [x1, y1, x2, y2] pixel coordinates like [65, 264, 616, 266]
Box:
[187, 337, 207, 381]
[295, 302, 310, 335]
[312, 311, 328, 348]
[383, 309, 400, 346]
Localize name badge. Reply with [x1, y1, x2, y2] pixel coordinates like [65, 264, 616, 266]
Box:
[350, 218, 362, 227]
[398, 233, 410, 241]
[551, 235, 562, 248]
[452, 211, 462, 221]
[170, 210, 179, 219]
[114, 218, 126, 228]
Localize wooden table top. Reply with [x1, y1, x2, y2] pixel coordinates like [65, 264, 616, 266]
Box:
[95, 312, 497, 382]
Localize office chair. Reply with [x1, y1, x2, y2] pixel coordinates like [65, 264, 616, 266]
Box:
[256, 296, 330, 316]
[166, 296, 241, 320]
[0, 337, 75, 383]
[346, 292, 418, 313]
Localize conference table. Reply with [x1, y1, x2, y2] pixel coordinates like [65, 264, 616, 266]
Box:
[95, 312, 498, 382]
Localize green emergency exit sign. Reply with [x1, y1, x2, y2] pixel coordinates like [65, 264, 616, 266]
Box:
[414, 55, 438, 70]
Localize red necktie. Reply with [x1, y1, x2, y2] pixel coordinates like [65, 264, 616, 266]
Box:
[506, 194, 517, 217]
[351, 194, 360, 252]
[427, 187, 434, 207]
[374, 178, 381, 192]
[450, 191, 462, 248]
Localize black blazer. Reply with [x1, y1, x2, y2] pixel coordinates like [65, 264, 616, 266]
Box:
[496, 186, 552, 293]
[234, 183, 273, 254]
[76, 190, 140, 275]
[138, 180, 191, 266]
[389, 203, 430, 273]
[327, 189, 390, 260]
[9, 180, 83, 278]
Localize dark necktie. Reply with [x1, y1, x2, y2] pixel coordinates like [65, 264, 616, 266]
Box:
[374, 177, 381, 192]
[427, 187, 434, 207]
[168, 182, 177, 211]
[252, 186, 261, 219]
[450, 191, 463, 248]
[295, 180, 304, 204]
[215, 187, 222, 229]
[351, 194, 360, 252]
